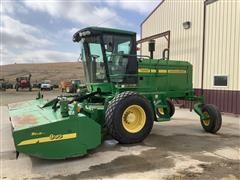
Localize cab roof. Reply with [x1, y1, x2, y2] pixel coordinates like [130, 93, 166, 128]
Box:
[73, 26, 136, 42]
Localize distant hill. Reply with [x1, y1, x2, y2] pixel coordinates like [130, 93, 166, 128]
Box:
[0, 62, 84, 84]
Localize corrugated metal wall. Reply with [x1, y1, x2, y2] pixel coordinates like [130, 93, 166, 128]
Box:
[141, 0, 240, 91]
[204, 0, 240, 91]
[141, 0, 240, 114]
[141, 0, 204, 89]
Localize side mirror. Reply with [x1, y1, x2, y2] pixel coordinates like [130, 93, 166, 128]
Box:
[105, 42, 113, 52]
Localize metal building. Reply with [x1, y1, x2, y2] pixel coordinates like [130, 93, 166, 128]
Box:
[140, 0, 240, 114]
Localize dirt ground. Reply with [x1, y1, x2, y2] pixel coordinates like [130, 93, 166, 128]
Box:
[0, 62, 84, 84]
[0, 90, 240, 180]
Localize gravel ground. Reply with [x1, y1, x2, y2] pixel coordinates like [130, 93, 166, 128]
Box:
[0, 89, 62, 106]
[0, 90, 239, 180]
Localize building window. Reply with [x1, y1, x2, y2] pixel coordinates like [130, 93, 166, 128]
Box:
[214, 75, 228, 86]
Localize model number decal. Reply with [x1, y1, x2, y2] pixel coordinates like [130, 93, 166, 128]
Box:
[49, 134, 63, 140]
[17, 133, 77, 146]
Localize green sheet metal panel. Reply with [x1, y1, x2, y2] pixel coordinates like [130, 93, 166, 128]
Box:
[9, 99, 66, 131]
[8, 99, 102, 159]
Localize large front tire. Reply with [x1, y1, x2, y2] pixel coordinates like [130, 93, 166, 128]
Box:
[105, 91, 154, 144]
[201, 104, 222, 133]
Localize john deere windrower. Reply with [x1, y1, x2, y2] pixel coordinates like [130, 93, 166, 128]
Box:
[8, 27, 222, 159]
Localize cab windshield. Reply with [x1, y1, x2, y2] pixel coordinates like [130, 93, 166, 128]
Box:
[103, 35, 132, 82]
[80, 36, 107, 83]
[79, 34, 136, 84]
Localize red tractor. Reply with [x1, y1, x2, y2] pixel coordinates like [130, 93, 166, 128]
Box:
[15, 74, 32, 91]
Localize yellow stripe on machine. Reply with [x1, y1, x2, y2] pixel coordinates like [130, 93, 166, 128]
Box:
[138, 68, 151, 73]
[138, 68, 186, 74]
[168, 69, 186, 74]
[138, 68, 157, 73]
[158, 69, 167, 73]
[17, 133, 77, 146]
[150, 69, 157, 73]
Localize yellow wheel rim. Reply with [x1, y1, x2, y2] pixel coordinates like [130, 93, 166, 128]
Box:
[202, 111, 210, 126]
[158, 108, 165, 115]
[122, 105, 146, 133]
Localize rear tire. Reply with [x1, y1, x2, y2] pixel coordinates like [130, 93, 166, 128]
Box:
[201, 104, 222, 133]
[156, 99, 175, 118]
[167, 99, 175, 117]
[105, 91, 154, 144]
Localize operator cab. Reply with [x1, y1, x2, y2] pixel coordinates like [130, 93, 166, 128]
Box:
[73, 27, 137, 84]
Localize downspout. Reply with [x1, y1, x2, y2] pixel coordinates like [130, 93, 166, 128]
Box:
[140, 23, 142, 56]
[201, 0, 207, 96]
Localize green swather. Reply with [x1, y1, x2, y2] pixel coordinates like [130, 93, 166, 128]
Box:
[8, 27, 222, 159]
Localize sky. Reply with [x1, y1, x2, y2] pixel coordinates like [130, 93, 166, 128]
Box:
[1, 0, 160, 65]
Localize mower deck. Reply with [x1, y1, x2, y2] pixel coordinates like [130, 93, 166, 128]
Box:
[8, 99, 101, 159]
